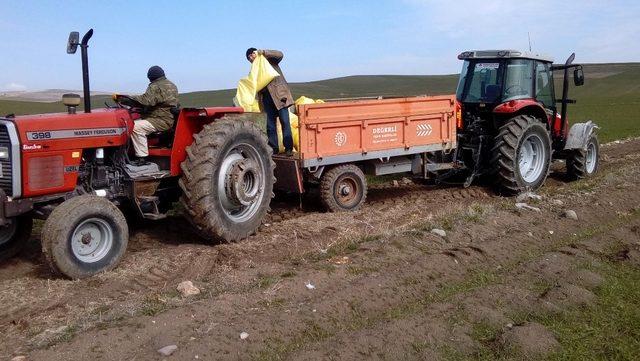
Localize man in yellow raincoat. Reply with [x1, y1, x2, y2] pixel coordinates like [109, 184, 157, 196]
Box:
[246, 48, 294, 155]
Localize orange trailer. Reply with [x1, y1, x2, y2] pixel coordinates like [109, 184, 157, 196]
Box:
[273, 95, 458, 211]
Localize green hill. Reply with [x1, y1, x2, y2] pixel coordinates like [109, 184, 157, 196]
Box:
[1, 63, 638, 142]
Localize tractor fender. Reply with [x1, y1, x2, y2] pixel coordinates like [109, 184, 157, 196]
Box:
[564, 120, 599, 150]
[493, 99, 549, 125]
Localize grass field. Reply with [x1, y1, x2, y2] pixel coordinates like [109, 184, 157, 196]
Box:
[1, 62, 638, 142]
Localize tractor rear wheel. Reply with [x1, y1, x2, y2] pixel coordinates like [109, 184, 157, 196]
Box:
[42, 195, 129, 279]
[320, 164, 367, 212]
[567, 134, 599, 180]
[0, 215, 33, 262]
[491, 114, 551, 194]
[179, 115, 274, 241]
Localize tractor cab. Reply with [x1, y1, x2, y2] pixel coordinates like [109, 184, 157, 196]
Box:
[453, 50, 598, 194]
[456, 50, 585, 146]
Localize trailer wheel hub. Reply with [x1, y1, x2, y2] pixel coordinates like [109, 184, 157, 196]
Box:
[339, 184, 352, 196]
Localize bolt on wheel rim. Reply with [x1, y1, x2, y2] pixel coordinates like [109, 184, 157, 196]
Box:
[217, 143, 266, 223]
[585, 141, 597, 174]
[71, 218, 113, 263]
[518, 134, 546, 184]
[0, 220, 18, 246]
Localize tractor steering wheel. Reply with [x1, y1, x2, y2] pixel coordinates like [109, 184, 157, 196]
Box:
[504, 84, 526, 95]
[114, 95, 142, 112]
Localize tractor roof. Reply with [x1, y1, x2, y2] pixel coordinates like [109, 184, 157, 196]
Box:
[458, 50, 554, 63]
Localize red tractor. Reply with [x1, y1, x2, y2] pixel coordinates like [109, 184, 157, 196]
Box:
[0, 30, 274, 278]
[454, 50, 599, 193]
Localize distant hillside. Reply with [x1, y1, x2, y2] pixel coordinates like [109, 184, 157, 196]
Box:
[0, 89, 110, 102]
[1, 62, 638, 142]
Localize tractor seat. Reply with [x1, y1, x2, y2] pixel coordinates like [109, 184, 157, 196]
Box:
[147, 105, 180, 148]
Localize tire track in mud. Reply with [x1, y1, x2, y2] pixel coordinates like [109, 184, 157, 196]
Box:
[266, 184, 492, 225]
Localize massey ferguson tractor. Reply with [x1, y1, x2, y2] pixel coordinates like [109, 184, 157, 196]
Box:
[454, 50, 599, 193]
[0, 30, 274, 278]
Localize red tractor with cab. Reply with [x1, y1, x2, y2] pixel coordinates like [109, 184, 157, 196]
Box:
[0, 30, 274, 278]
[454, 50, 599, 193]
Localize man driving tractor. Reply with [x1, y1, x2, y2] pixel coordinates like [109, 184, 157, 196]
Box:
[114, 65, 179, 165]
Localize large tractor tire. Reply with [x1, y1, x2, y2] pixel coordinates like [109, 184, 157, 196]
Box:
[179, 115, 274, 241]
[0, 215, 33, 262]
[320, 164, 367, 212]
[490, 114, 552, 194]
[567, 134, 599, 180]
[42, 195, 129, 279]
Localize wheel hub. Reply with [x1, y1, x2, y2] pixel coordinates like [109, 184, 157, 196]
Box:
[216, 143, 267, 223]
[71, 218, 113, 263]
[585, 141, 597, 174]
[335, 177, 359, 206]
[518, 134, 546, 184]
[225, 159, 261, 207]
[339, 184, 352, 196]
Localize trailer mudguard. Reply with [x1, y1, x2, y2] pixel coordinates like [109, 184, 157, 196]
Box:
[564, 120, 599, 150]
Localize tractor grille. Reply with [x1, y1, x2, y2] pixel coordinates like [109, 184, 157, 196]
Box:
[0, 124, 13, 196]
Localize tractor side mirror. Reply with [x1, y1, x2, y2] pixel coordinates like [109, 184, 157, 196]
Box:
[574, 67, 584, 86]
[67, 32, 80, 54]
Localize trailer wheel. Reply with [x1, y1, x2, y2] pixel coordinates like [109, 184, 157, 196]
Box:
[320, 164, 367, 212]
[41, 195, 129, 279]
[0, 216, 33, 262]
[490, 114, 551, 194]
[567, 134, 599, 180]
[179, 114, 274, 241]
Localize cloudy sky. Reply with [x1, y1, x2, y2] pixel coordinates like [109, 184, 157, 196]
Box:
[1, 0, 638, 93]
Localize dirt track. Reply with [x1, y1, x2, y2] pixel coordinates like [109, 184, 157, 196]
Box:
[2, 139, 640, 360]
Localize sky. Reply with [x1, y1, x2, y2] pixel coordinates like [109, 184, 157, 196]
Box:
[1, 0, 639, 93]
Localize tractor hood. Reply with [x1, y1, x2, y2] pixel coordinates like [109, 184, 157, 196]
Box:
[12, 108, 132, 152]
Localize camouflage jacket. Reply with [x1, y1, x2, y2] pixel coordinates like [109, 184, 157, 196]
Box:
[132, 77, 179, 131]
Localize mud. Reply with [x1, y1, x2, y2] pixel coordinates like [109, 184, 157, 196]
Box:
[1, 139, 640, 360]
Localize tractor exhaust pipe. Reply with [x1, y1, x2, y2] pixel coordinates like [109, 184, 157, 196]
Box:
[67, 29, 94, 113]
[80, 30, 93, 113]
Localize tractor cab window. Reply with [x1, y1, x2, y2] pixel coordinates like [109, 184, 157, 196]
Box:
[456, 60, 502, 103]
[535, 61, 554, 108]
[503, 59, 534, 102]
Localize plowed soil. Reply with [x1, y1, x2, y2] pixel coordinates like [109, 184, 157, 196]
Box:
[2, 139, 640, 360]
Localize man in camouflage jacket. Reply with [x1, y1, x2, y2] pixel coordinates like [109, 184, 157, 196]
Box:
[116, 65, 179, 164]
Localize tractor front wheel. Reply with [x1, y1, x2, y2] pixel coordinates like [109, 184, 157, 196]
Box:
[179, 114, 274, 241]
[567, 134, 599, 180]
[491, 114, 552, 194]
[42, 195, 129, 279]
[0, 215, 33, 262]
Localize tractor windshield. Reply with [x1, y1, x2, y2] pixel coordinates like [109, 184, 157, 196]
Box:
[502, 59, 534, 102]
[456, 60, 502, 103]
[456, 59, 535, 103]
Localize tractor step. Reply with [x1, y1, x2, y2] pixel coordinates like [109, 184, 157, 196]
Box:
[137, 196, 167, 220]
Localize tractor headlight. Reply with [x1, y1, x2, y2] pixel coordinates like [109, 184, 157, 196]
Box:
[0, 146, 9, 160]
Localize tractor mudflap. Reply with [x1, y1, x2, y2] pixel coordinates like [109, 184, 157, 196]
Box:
[564, 120, 599, 151]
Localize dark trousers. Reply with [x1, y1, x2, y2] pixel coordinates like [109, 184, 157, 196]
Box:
[262, 92, 293, 153]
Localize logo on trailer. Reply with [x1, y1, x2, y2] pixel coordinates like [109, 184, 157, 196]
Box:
[417, 123, 433, 137]
[334, 131, 347, 147]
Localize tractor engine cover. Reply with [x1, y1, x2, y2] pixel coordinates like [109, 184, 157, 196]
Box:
[12, 109, 132, 197]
